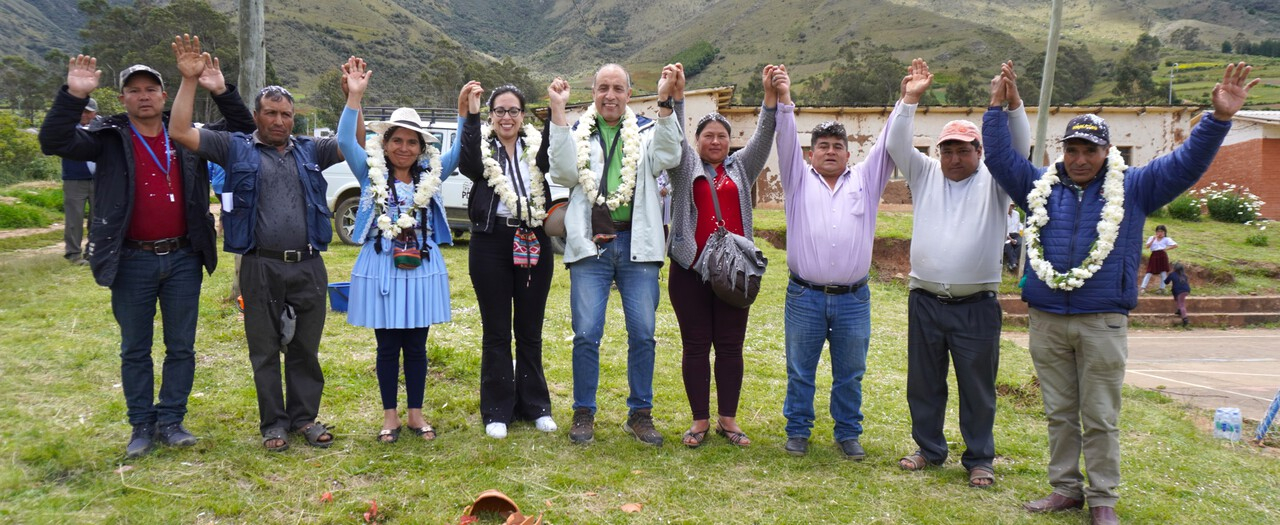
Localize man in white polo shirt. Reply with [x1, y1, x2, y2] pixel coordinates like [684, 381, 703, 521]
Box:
[884, 59, 1030, 487]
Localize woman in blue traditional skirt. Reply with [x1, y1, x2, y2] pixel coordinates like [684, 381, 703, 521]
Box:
[337, 58, 465, 443]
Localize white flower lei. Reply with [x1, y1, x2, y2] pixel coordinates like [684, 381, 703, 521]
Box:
[366, 132, 443, 239]
[479, 123, 548, 226]
[1024, 147, 1127, 291]
[572, 104, 641, 210]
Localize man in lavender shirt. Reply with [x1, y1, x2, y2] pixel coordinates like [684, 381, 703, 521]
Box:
[773, 65, 896, 459]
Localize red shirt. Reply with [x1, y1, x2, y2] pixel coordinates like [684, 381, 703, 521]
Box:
[692, 164, 744, 258]
[126, 129, 187, 240]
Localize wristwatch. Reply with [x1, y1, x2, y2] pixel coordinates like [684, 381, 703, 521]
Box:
[657, 97, 674, 109]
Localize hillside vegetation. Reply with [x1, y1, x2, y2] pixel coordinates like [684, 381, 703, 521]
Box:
[2, 0, 1278, 109]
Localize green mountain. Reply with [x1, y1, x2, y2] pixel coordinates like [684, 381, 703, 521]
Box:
[4, 0, 1277, 104]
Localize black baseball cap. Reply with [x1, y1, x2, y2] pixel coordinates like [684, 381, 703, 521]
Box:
[118, 64, 165, 90]
[1062, 114, 1109, 146]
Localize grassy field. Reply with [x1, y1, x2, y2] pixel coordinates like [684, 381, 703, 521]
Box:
[1, 215, 1278, 523]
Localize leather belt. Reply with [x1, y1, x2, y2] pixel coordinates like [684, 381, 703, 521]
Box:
[124, 236, 189, 255]
[612, 221, 632, 232]
[500, 216, 523, 228]
[247, 246, 320, 263]
[912, 288, 996, 305]
[790, 274, 867, 295]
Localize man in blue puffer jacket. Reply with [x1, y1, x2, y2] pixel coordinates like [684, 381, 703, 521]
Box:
[982, 62, 1258, 525]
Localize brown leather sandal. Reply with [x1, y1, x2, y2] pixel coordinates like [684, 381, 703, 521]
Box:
[715, 425, 751, 447]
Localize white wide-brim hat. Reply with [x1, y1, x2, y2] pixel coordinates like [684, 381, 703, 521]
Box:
[368, 107, 439, 143]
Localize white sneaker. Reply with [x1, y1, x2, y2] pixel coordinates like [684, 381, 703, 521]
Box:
[535, 416, 558, 432]
[485, 422, 507, 439]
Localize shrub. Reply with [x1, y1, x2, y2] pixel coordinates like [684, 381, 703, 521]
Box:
[3, 187, 63, 211]
[0, 203, 52, 228]
[0, 113, 59, 185]
[1198, 183, 1264, 224]
[1245, 232, 1269, 247]
[1166, 193, 1201, 222]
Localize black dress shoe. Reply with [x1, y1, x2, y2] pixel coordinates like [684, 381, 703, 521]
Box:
[1090, 505, 1119, 525]
[158, 422, 198, 447]
[837, 439, 866, 460]
[784, 437, 808, 456]
[126, 423, 157, 458]
[1023, 493, 1084, 513]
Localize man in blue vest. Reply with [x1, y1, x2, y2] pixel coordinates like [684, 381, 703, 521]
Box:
[168, 35, 344, 452]
[983, 62, 1258, 525]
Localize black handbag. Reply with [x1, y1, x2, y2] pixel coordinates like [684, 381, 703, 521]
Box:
[691, 168, 767, 309]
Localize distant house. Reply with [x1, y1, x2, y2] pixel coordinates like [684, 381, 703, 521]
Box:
[1193, 111, 1278, 220]
[598, 86, 1212, 209]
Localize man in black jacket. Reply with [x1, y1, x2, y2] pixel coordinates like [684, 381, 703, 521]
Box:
[38, 48, 254, 458]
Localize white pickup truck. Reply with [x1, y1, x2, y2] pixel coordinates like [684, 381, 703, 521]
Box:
[322, 117, 569, 253]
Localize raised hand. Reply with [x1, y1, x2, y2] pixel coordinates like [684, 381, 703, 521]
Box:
[1001, 60, 1021, 109]
[762, 65, 777, 99]
[657, 63, 680, 100]
[197, 55, 226, 95]
[343, 56, 372, 102]
[547, 77, 570, 110]
[774, 64, 792, 105]
[673, 62, 686, 99]
[466, 81, 484, 115]
[172, 34, 208, 80]
[66, 55, 101, 99]
[1211, 62, 1261, 121]
[902, 58, 933, 104]
[457, 80, 482, 116]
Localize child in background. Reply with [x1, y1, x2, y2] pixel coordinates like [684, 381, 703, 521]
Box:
[1165, 262, 1192, 327]
[1141, 225, 1177, 293]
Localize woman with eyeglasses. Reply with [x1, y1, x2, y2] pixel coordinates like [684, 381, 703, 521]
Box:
[337, 58, 468, 444]
[667, 65, 780, 448]
[457, 83, 556, 439]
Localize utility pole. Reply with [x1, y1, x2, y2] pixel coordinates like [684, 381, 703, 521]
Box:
[1168, 63, 1178, 105]
[238, 0, 265, 108]
[1023, 0, 1065, 278]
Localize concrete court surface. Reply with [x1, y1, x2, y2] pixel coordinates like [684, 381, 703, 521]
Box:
[1002, 329, 1280, 423]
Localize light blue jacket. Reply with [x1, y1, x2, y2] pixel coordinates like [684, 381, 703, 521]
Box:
[337, 107, 462, 246]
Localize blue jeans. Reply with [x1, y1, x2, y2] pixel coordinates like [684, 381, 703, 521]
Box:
[783, 280, 871, 442]
[110, 246, 204, 426]
[568, 231, 660, 414]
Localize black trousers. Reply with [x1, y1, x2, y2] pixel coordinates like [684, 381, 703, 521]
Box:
[241, 254, 328, 435]
[470, 225, 554, 424]
[906, 289, 1001, 470]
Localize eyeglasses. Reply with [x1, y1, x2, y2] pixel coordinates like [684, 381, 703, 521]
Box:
[490, 107, 523, 118]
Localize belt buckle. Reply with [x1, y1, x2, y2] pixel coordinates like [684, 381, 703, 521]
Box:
[505, 217, 522, 228]
[282, 249, 302, 263]
[822, 284, 843, 295]
[153, 239, 175, 255]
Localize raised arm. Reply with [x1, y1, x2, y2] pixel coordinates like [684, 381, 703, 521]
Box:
[997, 61, 1033, 158]
[772, 65, 807, 195]
[167, 34, 208, 152]
[547, 77, 578, 187]
[1128, 62, 1258, 212]
[733, 64, 780, 185]
[457, 81, 486, 182]
[647, 63, 685, 172]
[336, 57, 371, 180]
[39, 55, 104, 160]
[886, 58, 934, 185]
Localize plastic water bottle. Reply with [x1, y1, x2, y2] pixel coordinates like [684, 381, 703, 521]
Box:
[1227, 408, 1243, 442]
[1213, 408, 1228, 439]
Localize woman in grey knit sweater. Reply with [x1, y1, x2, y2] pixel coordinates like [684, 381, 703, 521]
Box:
[668, 65, 780, 448]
